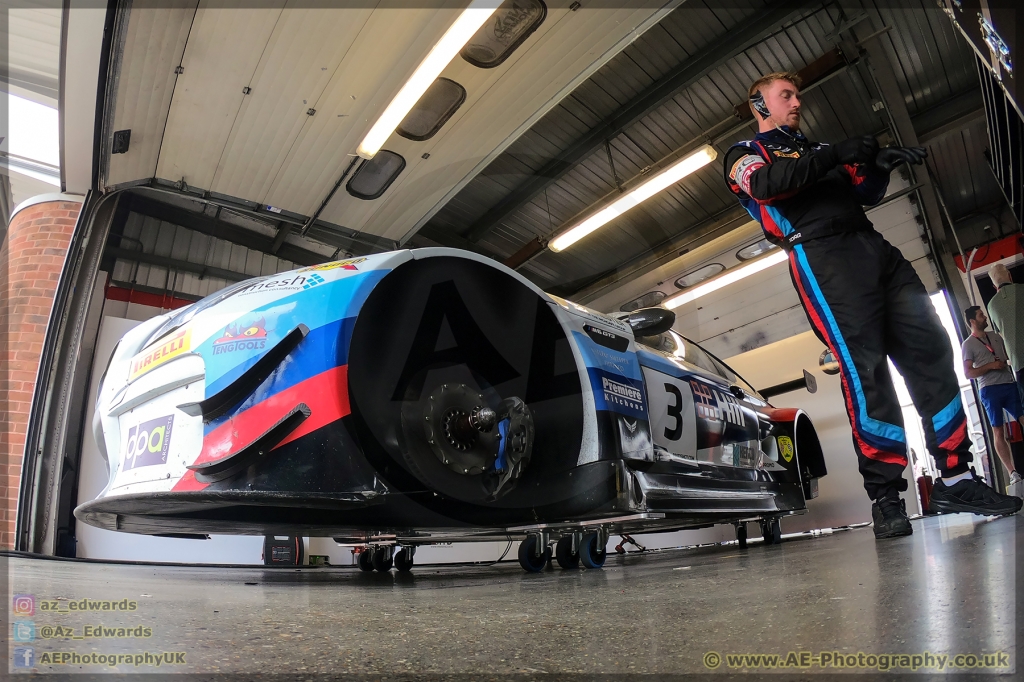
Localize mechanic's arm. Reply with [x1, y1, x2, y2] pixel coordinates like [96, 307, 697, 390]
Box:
[963, 358, 1006, 379]
[727, 136, 878, 204]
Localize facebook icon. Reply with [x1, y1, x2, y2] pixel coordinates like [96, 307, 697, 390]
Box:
[12, 621, 35, 642]
[13, 647, 35, 669]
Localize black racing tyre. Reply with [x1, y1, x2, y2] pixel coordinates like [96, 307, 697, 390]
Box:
[579, 532, 606, 569]
[357, 550, 374, 572]
[346, 255, 585, 511]
[372, 548, 393, 572]
[518, 536, 551, 573]
[555, 535, 580, 569]
[394, 548, 414, 572]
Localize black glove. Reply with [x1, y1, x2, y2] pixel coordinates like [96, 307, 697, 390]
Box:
[830, 135, 880, 165]
[874, 146, 928, 173]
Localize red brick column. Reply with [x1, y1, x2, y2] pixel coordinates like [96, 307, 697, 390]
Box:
[1, 197, 82, 549]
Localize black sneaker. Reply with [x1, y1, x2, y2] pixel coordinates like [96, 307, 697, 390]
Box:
[929, 470, 1024, 516]
[872, 497, 912, 538]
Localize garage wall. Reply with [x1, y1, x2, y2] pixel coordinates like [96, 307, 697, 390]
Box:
[1, 196, 83, 549]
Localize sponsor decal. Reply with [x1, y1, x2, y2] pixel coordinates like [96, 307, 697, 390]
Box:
[731, 155, 764, 194]
[235, 273, 323, 297]
[124, 415, 173, 470]
[690, 379, 746, 428]
[298, 257, 367, 273]
[212, 317, 268, 355]
[778, 435, 794, 462]
[602, 376, 644, 412]
[584, 324, 629, 352]
[129, 329, 191, 382]
[772, 150, 801, 158]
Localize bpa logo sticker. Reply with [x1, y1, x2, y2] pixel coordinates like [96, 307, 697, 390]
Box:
[124, 415, 174, 470]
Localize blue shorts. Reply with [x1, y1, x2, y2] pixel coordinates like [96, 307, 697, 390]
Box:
[979, 383, 1023, 427]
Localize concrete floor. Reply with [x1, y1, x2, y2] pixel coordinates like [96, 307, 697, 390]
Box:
[5, 514, 1019, 678]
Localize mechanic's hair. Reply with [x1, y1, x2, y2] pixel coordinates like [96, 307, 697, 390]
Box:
[989, 263, 1012, 287]
[964, 305, 982, 325]
[748, 71, 803, 100]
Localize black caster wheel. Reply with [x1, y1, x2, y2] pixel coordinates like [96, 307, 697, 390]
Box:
[372, 548, 394, 572]
[518, 536, 551, 573]
[394, 548, 414, 572]
[555, 536, 580, 569]
[579, 532, 606, 569]
[760, 519, 782, 545]
[357, 550, 374, 572]
[736, 523, 747, 549]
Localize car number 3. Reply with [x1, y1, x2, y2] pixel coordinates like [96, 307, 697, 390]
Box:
[664, 383, 683, 441]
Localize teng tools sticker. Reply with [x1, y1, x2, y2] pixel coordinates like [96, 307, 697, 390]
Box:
[129, 329, 191, 382]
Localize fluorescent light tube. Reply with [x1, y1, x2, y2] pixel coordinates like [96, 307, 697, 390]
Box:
[663, 249, 788, 309]
[357, 1, 498, 159]
[549, 145, 718, 253]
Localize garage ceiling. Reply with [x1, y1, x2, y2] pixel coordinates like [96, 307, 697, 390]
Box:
[96, 0, 1017, 317]
[101, 0, 676, 243]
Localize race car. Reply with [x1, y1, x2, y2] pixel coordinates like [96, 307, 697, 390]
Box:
[77, 247, 827, 573]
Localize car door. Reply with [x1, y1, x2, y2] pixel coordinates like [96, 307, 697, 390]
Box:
[636, 331, 762, 474]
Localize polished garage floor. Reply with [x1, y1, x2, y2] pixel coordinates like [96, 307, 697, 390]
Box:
[6, 514, 1019, 678]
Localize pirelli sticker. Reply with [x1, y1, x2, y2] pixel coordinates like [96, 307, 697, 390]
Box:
[298, 257, 367, 273]
[129, 329, 192, 382]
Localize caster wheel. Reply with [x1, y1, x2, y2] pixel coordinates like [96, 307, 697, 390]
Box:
[579, 532, 606, 569]
[614, 544, 625, 554]
[357, 550, 374, 572]
[372, 548, 394, 572]
[517, 536, 551, 573]
[555, 536, 580, 569]
[760, 519, 782, 545]
[394, 548, 414, 572]
[736, 523, 747, 549]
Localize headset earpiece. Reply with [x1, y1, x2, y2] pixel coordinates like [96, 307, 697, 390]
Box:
[750, 90, 770, 120]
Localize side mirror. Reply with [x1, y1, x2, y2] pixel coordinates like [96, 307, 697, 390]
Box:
[627, 307, 676, 336]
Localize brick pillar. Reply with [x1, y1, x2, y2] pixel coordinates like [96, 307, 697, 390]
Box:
[1, 196, 82, 549]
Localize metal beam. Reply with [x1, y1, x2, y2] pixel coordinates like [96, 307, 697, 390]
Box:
[126, 193, 324, 267]
[852, 16, 972, 333]
[106, 247, 251, 283]
[462, 1, 802, 244]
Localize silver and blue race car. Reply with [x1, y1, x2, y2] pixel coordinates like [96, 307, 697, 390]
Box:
[77, 248, 826, 572]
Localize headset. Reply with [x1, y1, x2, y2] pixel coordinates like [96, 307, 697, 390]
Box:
[750, 89, 771, 120]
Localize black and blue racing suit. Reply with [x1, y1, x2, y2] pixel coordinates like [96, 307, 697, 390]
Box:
[724, 126, 971, 501]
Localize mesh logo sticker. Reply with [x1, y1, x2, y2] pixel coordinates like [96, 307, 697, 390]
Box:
[124, 415, 173, 470]
[302, 273, 325, 289]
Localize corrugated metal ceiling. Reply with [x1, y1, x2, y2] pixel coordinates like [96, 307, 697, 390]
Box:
[417, 0, 1007, 298]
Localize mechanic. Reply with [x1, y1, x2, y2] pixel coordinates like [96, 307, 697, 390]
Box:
[723, 71, 1023, 538]
[961, 305, 1023, 492]
[986, 264, 1024, 394]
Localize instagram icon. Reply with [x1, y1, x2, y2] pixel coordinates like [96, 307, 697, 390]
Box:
[12, 594, 35, 616]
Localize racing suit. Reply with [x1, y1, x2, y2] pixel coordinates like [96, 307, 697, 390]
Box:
[724, 126, 971, 501]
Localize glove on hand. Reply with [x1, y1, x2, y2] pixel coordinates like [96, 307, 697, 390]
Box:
[874, 146, 928, 173]
[831, 135, 880, 165]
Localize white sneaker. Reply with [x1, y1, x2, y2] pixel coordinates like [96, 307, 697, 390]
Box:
[1008, 471, 1024, 499]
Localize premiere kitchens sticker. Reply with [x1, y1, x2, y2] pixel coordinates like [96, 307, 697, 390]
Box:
[129, 329, 191, 382]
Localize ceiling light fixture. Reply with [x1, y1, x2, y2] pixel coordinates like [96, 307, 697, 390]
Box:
[663, 249, 788, 309]
[357, 1, 498, 159]
[549, 145, 718, 253]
